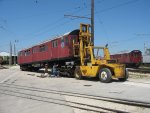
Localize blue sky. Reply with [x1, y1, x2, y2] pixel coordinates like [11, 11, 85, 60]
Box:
[0, 0, 150, 54]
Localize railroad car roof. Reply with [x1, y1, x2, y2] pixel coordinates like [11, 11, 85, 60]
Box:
[111, 50, 141, 55]
[19, 29, 79, 51]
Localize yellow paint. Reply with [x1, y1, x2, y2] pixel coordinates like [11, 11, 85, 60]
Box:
[80, 66, 99, 77]
[73, 23, 126, 80]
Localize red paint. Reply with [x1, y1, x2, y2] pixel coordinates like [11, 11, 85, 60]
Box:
[18, 33, 79, 65]
[110, 50, 142, 67]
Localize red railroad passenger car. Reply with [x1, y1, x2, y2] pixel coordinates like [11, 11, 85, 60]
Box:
[110, 50, 142, 68]
[18, 30, 80, 71]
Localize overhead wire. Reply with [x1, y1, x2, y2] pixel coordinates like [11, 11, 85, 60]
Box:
[21, 1, 88, 36]
[94, 0, 110, 45]
[95, 14, 110, 45]
[96, 0, 139, 14]
[1, 0, 141, 49]
[20, 0, 92, 41]
[22, 0, 140, 44]
[84, 0, 140, 16]
[94, 0, 141, 48]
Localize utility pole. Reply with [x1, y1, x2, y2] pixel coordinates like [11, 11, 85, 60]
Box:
[91, 0, 94, 45]
[9, 41, 12, 66]
[64, 0, 94, 44]
[14, 43, 16, 65]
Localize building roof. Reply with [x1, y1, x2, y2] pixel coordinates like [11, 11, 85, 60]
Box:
[0, 52, 15, 56]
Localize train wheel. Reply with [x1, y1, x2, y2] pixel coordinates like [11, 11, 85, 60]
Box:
[119, 69, 129, 81]
[74, 67, 82, 80]
[99, 68, 112, 83]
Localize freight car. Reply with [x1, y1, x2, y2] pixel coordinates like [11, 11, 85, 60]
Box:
[18, 29, 80, 74]
[110, 50, 142, 68]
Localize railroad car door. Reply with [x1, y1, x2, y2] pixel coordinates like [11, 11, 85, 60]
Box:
[18, 51, 24, 64]
[51, 39, 59, 59]
[32, 46, 38, 62]
[69, 35, 78, 56]
[39, 44, 49, 61]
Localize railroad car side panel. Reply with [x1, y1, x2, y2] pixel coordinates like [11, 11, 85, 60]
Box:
[110, 50, 142, 67]
[18, 49, 32, 64]
[18, 30, 80, 66]
[35, 42, 49, 62]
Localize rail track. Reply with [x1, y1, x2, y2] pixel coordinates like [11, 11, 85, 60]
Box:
[0, 83, 150, 113]
[128, 68, 150, 74]
[0, 65, 7, 69]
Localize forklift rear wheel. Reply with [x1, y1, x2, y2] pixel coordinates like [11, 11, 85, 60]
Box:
[74, 67, 82, 80]
[99, 68, 112, 83]
[119, 69, 129, 81]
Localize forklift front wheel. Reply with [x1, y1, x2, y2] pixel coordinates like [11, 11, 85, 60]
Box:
[74, 67, 82, 80]
[99, 68, 112, 83]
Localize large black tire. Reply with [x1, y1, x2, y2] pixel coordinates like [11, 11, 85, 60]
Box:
[99, 68, 112, 83]
[74, 67, 83, 80]
[119, 69, 129, 82]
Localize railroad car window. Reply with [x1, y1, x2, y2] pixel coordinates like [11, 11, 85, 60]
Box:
[134, 54, 138, 57]
[18, 52, 20, 56]
[25, 50, 31, 56]
[82, 25, 87, 32]
[27, 50, 31, 55]
[73, 36, 77, 43]
[52, 41, 54, 48]
[25, 51, 27, 56]
[65, 37, 69, 46]
[52, 40, 58, 48]
[33, 48, 37, 53]
[21, 52, 24, 56]
[39, 45, 47, 52]
[56, 40, 58, 47]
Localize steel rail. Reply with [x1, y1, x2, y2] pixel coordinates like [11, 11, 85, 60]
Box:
[0, 83, 150, 108]
[128, 68, 150, 73]
[0, 88, 128, 113]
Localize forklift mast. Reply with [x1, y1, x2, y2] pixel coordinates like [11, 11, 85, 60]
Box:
[78, 23, 111, 66]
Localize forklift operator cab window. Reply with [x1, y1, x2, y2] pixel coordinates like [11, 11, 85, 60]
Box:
[82, 25, 87, 32]
[94, 48, 104, 60]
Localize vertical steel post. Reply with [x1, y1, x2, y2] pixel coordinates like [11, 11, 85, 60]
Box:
[9, 41, 12, 66]
[91, 0, 94, 45]
[14, 43, 16, 65]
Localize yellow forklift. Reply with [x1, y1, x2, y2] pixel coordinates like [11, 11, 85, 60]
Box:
[73, 23, 128, 83]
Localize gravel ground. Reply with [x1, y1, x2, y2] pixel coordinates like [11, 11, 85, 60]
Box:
[0, 66, 150, 113]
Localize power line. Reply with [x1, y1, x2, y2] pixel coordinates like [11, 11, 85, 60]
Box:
[16, 1, 91, 40]
[95, 15, 110, 44]
[84, 0, 140, 16]
[96, 0, 139, 14]
[64, 15, 91, 20]
[17, 17, 77, 44]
